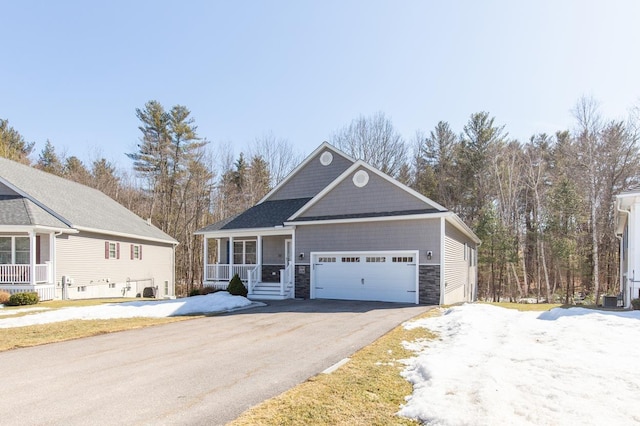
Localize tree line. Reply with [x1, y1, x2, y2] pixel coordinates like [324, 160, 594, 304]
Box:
[2, 97, 638, 301]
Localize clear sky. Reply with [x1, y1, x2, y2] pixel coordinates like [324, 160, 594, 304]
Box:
[2, 0, 639, 168]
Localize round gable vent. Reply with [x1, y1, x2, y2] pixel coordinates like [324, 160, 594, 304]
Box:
[353, 170, 369, 188]
[320, 151, 333, 166]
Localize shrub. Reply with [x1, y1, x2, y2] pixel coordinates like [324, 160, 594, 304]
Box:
[189, 288, 202, 297]
[227, 274, 248, 297]
[6, 292, 39, 306]
[631, 298, 640, 310]
[201, 286, 221, 295]
[0, 291, 10, 305]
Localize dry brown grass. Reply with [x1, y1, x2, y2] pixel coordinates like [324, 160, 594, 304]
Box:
[0, 291, 10, 305]
[230, 310, 440, 426]
[0, 298, 202, 351]
[484, 302, 561, 312]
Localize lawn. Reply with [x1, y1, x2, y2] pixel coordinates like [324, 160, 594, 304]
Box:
[0, 298, 200, 351]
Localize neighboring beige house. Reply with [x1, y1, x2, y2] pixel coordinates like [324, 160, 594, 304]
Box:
[0, 157, 178, 301]
[196, 142, 480, 305]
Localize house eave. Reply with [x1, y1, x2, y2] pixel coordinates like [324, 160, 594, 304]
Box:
[74, 226, 179, 245]
[0, 225, 79, 234]
[195, 226, 296, 238]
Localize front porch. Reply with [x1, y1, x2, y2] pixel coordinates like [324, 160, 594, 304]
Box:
[0, 232, 57, 301]
[202, 232, 295, 300]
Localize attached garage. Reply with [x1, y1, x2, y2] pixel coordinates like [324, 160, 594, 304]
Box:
[310, 251, 419, 304]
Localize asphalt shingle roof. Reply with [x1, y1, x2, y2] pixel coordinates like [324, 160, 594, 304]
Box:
[0, 195, 70, 228]
[291, 208, 444, 222]
[198, 198, 312, 232]
[0, 157, 177, 244]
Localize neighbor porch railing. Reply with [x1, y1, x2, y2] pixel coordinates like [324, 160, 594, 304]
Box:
[204, 264, 257, 283]
[0, 263, 51, 284]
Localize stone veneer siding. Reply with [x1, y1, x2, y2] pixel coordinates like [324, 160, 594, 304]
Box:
[261, 264, 284, 283]
[419, 265, 440, 305]
[295, 265, 310, 299]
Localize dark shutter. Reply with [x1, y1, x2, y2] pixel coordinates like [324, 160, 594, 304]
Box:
[139, 245, 142, 260]
[130, 244, 134, 260]
[116, 243, 120, 259]
[105, 242, 109, 259]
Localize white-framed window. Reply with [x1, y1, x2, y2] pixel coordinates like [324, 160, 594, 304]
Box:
[105, 241, 120, 259]
[233, 240, 257, 264]
[0, 236, 30, 264]
[131, 244, 142, 260]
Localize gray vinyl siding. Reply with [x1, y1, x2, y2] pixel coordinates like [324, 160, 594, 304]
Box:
[296, 219, 441, 264]
[262, 235, 287, 264]
[300, 167, 433, 218]
[443, 222, 476, 304]
[268, 150, 353, 201]
[55, 231, 174, 298]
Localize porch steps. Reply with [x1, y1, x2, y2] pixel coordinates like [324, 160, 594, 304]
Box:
[249, 282, 293, 301]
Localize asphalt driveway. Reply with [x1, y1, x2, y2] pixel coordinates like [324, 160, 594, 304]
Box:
[0, 299, 432, 425]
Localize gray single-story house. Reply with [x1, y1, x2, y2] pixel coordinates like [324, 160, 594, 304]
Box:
[196, 142, 480, 305]
[0, 157, 178, 301]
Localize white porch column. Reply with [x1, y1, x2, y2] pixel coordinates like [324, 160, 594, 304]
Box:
[217, 238, 221, 263]
[29, 230, 36, 285]
[203, 236, 208, 281]
[49, 232, 56, 285]
[257, 235, 263, 266]
[229, 236, 234, 279]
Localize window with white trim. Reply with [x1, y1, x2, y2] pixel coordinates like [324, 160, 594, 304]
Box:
[105, 241, 120, 259]
[233, 240, 257, 265]
[0, 236, 30, 264]
[131, 244, 142, 260]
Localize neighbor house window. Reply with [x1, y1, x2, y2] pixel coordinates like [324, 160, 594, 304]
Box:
[0, 236, 30, 264]
[131, 244, 142, 260]
[105, 242, 120, 259]
[233, 240, 257, 264]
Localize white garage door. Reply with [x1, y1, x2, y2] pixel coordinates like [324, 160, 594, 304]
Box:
[311, 251, 418, 304]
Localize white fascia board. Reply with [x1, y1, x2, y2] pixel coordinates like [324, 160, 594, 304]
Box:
[0, 225, 78, 234]
[195, 226, 295, 238]
[0, 177, 73, 228]
[285, 212, 448, 226]
[444, 213, 481, 245]
[287, 160, 448, 222]
[257, 142, 356, 204]
[74, 226, 179, 246]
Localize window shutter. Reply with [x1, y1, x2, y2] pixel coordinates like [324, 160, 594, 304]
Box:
[105, 242, 109, 259]
[130, 244, 134, 260]
[116, 243, 120, 259]
[139, 245, 142, 260]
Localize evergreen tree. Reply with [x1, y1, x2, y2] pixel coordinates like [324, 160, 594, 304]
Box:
[0, 119, 34, 163]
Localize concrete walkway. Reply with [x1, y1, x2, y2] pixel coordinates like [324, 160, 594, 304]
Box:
[0, 299, 432, 425]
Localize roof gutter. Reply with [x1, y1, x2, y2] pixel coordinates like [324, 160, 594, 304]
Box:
[74, 226, 179, 245]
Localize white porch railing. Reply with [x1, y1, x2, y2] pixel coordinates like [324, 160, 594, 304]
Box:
[204, 264, 257, 282]
[248, 265, 260, 294]
[279, 261, 294, 297]
[0, 263, 51, 284]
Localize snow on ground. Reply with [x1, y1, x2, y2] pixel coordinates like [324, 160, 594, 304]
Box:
[399, 304, 640, 426]
[0, 292, 264, 329]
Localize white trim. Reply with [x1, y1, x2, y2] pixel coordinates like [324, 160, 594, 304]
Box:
[195, 226, 295, 238]
[287, 160, 448, 221]
[0, 225, 77, 234]
[74, 226, 178, 245]
[310, 249, 419, 304]
[256, 142, 356, 204]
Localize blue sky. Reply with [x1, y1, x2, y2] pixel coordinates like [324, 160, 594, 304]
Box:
[2, 0, 639, 168]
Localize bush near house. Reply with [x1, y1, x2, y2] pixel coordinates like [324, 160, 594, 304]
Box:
[227, 274, 248, 297]
[6, 292, 39, 306]
[0, 291, 10, 305]
[631, 299, 640, 310]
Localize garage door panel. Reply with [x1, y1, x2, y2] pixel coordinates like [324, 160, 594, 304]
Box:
[312, 251, 417, 304]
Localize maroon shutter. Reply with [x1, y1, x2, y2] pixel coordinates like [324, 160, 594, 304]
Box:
[105, 242, 109, 259]
[139, 245, 142, 260]
[130, 244, 134, 260]
[116, 243, 120, 259]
